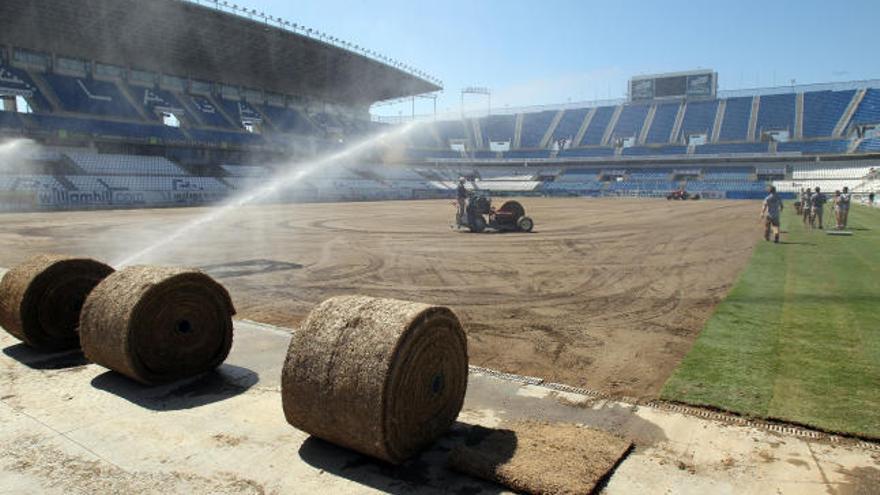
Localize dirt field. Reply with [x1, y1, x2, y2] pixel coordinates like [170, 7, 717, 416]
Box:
[0, 198, 760, 398]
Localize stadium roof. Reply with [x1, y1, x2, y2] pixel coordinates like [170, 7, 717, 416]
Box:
[0, 0, 441, 105]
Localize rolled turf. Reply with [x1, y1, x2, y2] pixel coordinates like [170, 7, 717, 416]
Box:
[0, 254, 113, 350]
[79, 266, 235, 385]
[282, 295, 469, 464]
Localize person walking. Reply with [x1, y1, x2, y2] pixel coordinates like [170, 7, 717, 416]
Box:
[839, 186, 851, 229]
[802, 188, 813, 226]
[810, 186, 827, 230]
[761, 185, 784, 243]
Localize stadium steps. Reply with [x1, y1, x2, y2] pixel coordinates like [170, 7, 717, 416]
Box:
[670, 102, 687, 144]
[601, 105, 623, 145]
[116, 83, 151, 121]
[573, 108, 595, 147]
[711, 99, 726, 143]
[540, 109, 565, 149]
[834, 88, 866, 137]
[768, 140, 778, 154]
[747, 96, 760, 141]
[794, 92, 805, 139]
[27, 71, 62, 112]
[513, 113, 524, 149]
[638, 105, 657, 144]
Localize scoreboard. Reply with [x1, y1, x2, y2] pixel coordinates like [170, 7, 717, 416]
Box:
[629, 70, 717, 102]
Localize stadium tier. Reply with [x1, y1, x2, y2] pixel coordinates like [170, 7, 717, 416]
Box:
[3, 144, 878, 210]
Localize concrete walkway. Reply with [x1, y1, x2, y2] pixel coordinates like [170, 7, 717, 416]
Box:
[0, 319, 878, 494]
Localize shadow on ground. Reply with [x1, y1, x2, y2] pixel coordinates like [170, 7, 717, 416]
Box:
[199, 259, 303, 279]
[3, 344, 89, 370]
[90, 363, 258, 411]
[297, 422, 505, 495]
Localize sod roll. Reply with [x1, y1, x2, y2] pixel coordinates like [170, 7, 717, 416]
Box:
[79, 266, 235, 385]
[282, 295, 468, 464]
[0, 254, 114, 350]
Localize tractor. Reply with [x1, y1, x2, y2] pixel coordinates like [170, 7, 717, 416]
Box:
[456, 191, 534, 233]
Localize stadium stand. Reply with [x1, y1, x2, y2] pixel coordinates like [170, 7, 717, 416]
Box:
[480, 114, 516, 144]
[188, 95, 234, 128]
[551, 108, 589, 144]
[42, 74, 140, 119]
[718, 96, 753, 142]
[519, 110, 556, 148]
[803, 90, 856, 138]
[259, 105, 317, 134]
[850, 88, 880, 126]
[623, 145, 687, 156]
[0, 62, 52, 111]
[219, 98, 263, 127]
[756, 93, 796, 135]
[127, 85, 187, 121]
[695, 142, 768, 154]
[580, 106, 616, 145]
[558, 147, 615, 158]
[645, 103, 680, 144]
[610, 104, 650, 141]
[221, 165, 271, 177]
[677, 100, 718, 143]
[64, 151, 187, 176]
[777, 140, 849, 154]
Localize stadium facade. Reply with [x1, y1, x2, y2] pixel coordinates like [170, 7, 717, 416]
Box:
[0, 0, 878, 211]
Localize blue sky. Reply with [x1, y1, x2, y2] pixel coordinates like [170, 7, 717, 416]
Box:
[227, 0, 880, 117]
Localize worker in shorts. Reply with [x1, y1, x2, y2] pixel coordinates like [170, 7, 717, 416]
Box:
[839, 186, 851, 229]
[801, 188, 813, 226]
[810, 186, 827, 230]
[761, 185, 784, 243]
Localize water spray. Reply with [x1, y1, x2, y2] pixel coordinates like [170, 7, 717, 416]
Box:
[115, 120, 421, 266]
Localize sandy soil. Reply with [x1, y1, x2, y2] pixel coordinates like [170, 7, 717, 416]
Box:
[0, 198, 761, 398]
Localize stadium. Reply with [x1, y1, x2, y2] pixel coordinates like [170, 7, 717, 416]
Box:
[0, 0, 878, 493]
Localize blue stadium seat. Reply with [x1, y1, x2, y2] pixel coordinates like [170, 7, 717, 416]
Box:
[28, 114, 186, 142]
[43, 73, 140, 119]
[645, 103, 680, 144]
[718, 97, 753, 141]
[434, 120, 468, 146]
[803, 90, 856, 138]
[851, 88, 880, 126]
[187, 128, 265, 146]
[219, 99, 263, 127]
[127, 85, 187, 121]
[504, 149, 551, 159]
[678, 100, 718, 142]
[480, 114, 515, 144]
[259, 105, 318, 134]
[857, 138, 880, 153]
[519, 110, 556, 148]
[580, 106, 615, 145]
[0, 110, 23, 129]
[558, 147, 615, 158]
[622, 145, 687, 156]
[188, 95, 234, 128]
[551, 108, 589, 144]
[610, 104, 650, 141]
[777, 140, 849, 154]
[756, 93, 795, 134]
[695, 142, 768, 154]
[0, 63, 51, 111]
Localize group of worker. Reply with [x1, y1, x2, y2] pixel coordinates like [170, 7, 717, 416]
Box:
[761, 185, 852, 243]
